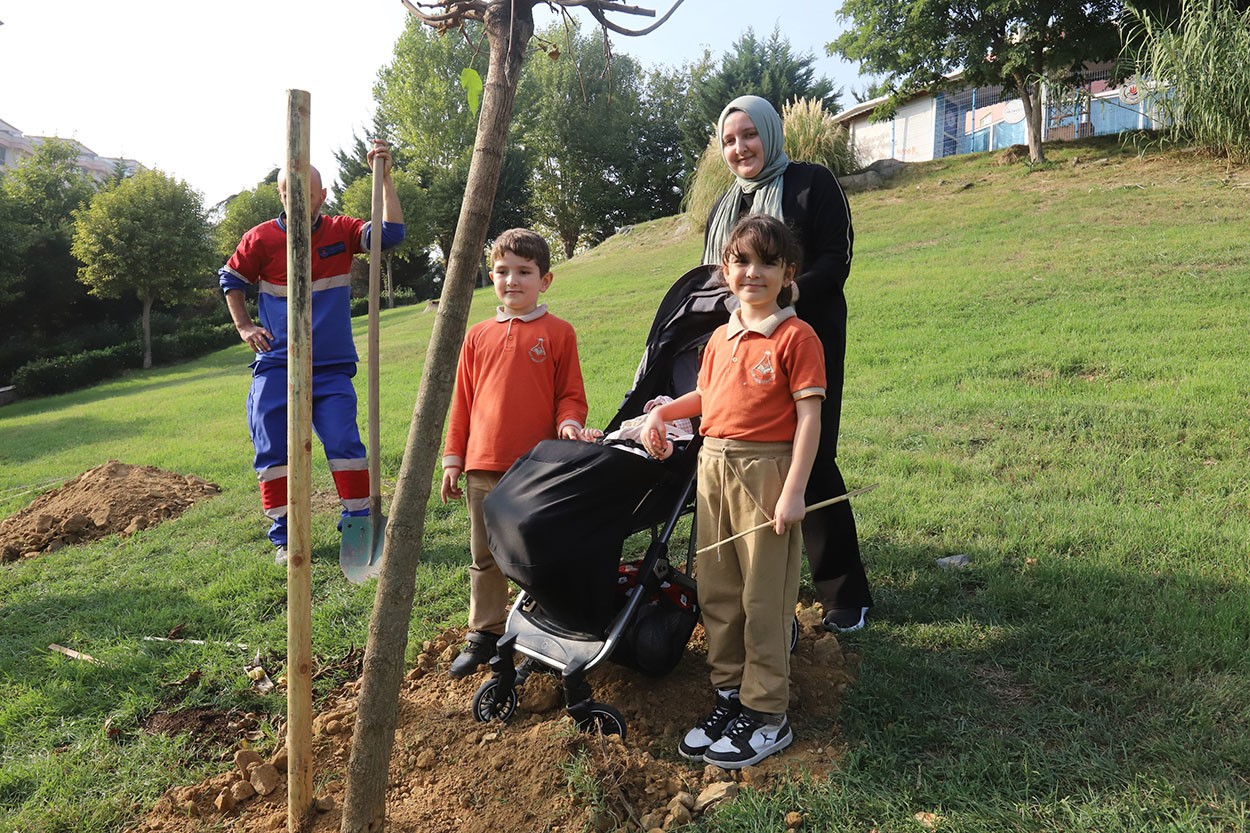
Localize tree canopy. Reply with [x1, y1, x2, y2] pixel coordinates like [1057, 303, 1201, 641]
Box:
[831, 0, 1126, 162]
[684, 26, 841, 164]
[71, 169, 216, 368]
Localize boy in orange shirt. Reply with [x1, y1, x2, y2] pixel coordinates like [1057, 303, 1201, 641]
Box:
[441, 228, 591, 678]
[642, 214, 825, 768]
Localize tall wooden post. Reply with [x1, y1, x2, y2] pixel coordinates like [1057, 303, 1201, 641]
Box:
[284, 88, 315, 831]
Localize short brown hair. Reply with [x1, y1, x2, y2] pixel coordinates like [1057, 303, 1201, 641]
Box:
[491, 228, 551, 275]
[721, 214, 802, 307]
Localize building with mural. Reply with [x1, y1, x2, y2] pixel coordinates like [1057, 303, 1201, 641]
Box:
[835, 66, 1162, 166]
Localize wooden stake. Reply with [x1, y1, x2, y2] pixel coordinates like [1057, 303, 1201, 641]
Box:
[695, 483, 880, 555]
[284, 88, 315, 831]
[367, 150, 383, 531]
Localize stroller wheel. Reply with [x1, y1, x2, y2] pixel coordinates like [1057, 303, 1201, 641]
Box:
[791, 614, 800, 654]
[575, 702, 627, 740]
[471, 679, 518, 724]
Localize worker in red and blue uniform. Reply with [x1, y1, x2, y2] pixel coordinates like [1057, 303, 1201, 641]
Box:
[220, 140, 404, 564]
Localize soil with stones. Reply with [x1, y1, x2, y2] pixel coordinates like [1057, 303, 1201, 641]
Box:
[0, 460, 219, 562]
[128, 609, 856, 833]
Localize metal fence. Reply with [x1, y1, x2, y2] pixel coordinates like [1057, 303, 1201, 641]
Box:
[932, 66, 1164, 158]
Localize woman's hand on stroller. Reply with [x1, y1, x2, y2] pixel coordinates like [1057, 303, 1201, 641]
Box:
[441, 465, 463, 503]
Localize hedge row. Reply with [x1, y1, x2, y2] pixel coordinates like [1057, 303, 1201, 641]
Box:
[11, 323, 239, 398]
[8, 290, 430, 400]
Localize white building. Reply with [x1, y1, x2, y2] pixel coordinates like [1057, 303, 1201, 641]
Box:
[0, 118, 143, 181]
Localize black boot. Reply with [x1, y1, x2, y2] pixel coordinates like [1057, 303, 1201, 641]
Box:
[448, 631, 499, 679]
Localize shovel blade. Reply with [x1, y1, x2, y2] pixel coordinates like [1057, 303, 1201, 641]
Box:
[340, 516, 385, 584]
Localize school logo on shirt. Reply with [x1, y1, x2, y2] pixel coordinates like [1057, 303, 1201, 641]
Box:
[751, 351, 775, 384]
[529, 337, 548, 363]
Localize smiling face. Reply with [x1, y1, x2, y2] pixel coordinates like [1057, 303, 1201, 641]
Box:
[720, 110, 766, 180]
[723, 245, 795, 316]
[491, 249, 552, 316]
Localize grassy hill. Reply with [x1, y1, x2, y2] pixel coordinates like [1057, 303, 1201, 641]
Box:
[2, 136, 1248, 831]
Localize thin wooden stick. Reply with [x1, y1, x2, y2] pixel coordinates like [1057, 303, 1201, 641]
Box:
[142, 636, 250, 650]
[48, 643, 102, 664]
[695, 483, 879, 555]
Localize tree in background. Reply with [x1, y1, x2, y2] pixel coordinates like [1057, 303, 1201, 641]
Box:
[71, 170, 217, 369]
[683, 26, 840, 164]
[513, 21, 649, 257]
[371, 17, 532, 264]
[340, 166, 437, 302]
[213, 182, 282, 261]
[0, 190, 29, 308]
[0, 139, 101, 340]
[832, 0, 1125, 163]
[684, 96, 859, 221]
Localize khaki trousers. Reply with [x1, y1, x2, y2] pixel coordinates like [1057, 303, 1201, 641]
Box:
[466, 471, 508, 634]
[696, 437, 801, 715]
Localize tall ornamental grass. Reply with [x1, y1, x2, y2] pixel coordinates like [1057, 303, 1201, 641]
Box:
[683, 97, 860, 223]
[1127, 0, 1250, 162]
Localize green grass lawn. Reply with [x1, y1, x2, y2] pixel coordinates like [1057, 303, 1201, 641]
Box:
[2, 136, 1248, 831]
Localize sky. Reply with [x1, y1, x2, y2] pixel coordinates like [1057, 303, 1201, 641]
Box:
[0, 0, 864, 208]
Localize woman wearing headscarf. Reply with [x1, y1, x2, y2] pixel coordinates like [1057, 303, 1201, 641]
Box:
[703, 94, 872, 633]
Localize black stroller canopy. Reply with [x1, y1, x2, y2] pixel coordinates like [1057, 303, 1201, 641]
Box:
[606, 264, 731, 433]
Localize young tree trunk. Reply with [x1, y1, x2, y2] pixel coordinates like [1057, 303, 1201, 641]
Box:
[141, 294, 153, 369]
[338, 3, 536, 831]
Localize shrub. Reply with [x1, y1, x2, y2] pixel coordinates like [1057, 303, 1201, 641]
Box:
[12, 344, 142, 397]
[1127, 0, 1250, 162]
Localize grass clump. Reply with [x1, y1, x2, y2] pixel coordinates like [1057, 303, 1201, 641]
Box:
[1127, 0, 1250, 162]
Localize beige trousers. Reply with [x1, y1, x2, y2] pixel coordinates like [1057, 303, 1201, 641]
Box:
[466, 470, 507, 634]
[696, 437, 801, 715]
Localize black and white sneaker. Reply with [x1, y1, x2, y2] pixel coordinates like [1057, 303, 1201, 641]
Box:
[678, 688, 740, 761]
[702, 707, 793, 769]
[824, 606, 870, 633]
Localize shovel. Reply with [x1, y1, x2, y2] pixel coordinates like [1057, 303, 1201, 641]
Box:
[339, 152, 387, 583]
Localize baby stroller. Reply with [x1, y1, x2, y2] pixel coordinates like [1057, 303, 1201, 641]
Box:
[470, 265, 731, 739]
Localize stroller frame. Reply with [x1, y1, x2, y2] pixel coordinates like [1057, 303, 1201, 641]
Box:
[471, 457, 698, 737]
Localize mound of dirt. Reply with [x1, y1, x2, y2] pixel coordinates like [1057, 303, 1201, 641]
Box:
[0, 460, 219, 562]
[130, 609, 857, 833]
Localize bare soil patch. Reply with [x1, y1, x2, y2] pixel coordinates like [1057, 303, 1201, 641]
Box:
[129, 610, 856, 833]
[0, 460, 220, 562]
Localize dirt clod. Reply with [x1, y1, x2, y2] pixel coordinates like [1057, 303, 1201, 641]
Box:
[1, 460, 219, 562]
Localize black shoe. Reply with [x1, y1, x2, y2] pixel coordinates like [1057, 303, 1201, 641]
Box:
[448, 631, 499, 679]
[823, 606, 870, 633]
[703, 707, 793, 769]
[678, 688, 740, 761]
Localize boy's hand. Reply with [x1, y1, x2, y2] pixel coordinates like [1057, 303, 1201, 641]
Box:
[773, 490, 806, 534]
[641, 411, 673, 460]
[441, 466, 463, 503]
[561, 425, 603, 442]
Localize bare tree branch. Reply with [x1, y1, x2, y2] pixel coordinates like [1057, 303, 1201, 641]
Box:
[586, 0, 684, 36]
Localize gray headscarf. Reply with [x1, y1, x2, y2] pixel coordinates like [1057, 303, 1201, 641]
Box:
[701, 95, 791, 266]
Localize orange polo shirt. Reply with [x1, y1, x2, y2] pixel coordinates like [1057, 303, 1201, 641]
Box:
[697, 307, 826, 443]
[443, 305, 588, 473]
